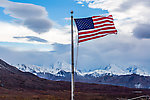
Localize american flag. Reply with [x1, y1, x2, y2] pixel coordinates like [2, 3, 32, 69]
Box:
[74, 15, 117, 43]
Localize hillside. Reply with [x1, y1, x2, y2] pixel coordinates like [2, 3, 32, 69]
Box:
[1, 59, 150, 100]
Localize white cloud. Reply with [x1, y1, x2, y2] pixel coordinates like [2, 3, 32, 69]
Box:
[72, 0, 150, 69]
[77, 1, 83, 4]
[0, 0, 72, 52]
[0, 21, 70, 44]
[77, 35, 150, 70]
[0, 0, 52, 33]
[76, 0, 150, 38]
[0, 0, 150, 70]
[1, 35, 150, 71]
[0, 0, 72, 45]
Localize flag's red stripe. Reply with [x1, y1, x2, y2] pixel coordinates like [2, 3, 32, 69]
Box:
[92, 16, 102, 18]
[92, 17, 113, 21]
[92, 15, 112, 19]
[79, 34, 108, 43]
[79, 30, 117, 39]
[94, 24, 114, 28]
[94, 20, 114, 25]
[79, 27, 116, 35]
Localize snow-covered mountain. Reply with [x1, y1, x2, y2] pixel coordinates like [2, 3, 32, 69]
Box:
[83, 64, 149, 77]
[13, 61, 150, 88]
[15, 61, 71, 76]
[15, 62, 150, 77]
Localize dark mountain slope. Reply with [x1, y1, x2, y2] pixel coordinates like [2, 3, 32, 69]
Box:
[1, 59, 150, 100]
[0, 59, 70, 90]
[92, 74, 150, 88]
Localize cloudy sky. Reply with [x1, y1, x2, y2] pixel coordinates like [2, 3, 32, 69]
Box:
[0, 0, 150, 71]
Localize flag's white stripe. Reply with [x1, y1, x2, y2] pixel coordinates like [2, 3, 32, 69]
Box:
[94, 23, 114, 27]
[79, 29, 117, 37]
[92, 15, 113, 19]
[92, 18, 113, 21]
[92, 17, 113, 21]
[93, 21, 114, 27]
[79, 28, 116, 36]
[94, 23, 115, 27]
[93, 20, 114, 25]
[79, 33, 109, 41]
[78, 25, 116, 33]
[92, 18, 113, 23]
[92, 17, 113, 20]
[92, 15, 113, 18]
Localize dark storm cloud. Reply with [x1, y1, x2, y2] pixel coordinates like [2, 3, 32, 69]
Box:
[0, 0, 52, 33]
[14, 36, 48, 43]
[133, 24, 150, 39]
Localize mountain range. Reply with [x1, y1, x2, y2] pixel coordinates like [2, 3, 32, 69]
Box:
[2, 58, 150, 100]
[14, 61, 150, 89]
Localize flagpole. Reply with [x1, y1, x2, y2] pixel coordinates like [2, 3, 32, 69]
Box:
[71, 11, 74, 100]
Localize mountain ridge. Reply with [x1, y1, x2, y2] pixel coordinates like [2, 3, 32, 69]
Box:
[2, 58, 150, 100]
[14, 61, 150, 89]
[15, 62, 150, 77]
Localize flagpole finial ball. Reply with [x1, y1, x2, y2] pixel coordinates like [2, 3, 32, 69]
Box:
[71, 11, 73, 14]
